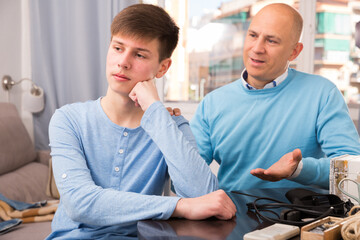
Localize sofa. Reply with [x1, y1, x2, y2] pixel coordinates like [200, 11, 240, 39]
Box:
[0, 102, 58, 239]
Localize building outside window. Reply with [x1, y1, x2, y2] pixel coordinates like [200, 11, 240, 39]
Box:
[158, 0, 360, 105]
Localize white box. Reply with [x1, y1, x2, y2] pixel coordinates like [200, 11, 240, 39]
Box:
[243, 223, 299, 240]
[329, 154, 360, 204]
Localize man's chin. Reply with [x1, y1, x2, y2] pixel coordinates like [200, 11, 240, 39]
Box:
[246, 71, 267, 82]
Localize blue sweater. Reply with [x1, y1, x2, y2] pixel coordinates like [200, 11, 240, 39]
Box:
[47, 100, 218, 239]
[191, 68, 360, 191]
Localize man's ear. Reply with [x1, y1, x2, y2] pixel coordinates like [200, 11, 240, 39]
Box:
[156, 58, 172, 78]
[288, 42, 303, 61]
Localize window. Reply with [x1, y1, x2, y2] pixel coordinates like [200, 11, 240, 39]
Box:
[162, 0, 360, 105]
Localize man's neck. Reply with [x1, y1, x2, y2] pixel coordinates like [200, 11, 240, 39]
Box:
[101, 93, 144, 128]
[246, 76, 273, 89]
[245, 68, 288, 90]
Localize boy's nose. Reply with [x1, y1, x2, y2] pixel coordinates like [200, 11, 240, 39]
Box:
[117, 52, 131, 70]
[118, 63, 130, 70]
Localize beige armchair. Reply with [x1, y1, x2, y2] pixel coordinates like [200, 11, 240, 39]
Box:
[0, 102, 57, 239]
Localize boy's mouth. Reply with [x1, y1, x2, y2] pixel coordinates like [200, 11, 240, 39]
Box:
[113, 73, 130, 81]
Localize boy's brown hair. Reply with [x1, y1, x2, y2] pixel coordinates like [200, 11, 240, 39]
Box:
[111, 4, 179, 62]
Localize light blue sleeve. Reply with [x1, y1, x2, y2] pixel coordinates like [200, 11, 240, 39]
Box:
[189, 99, 214, 165]
[49, 109, 180, 226]
[141, 101, 218, 197]
[293, 87, 360, 188]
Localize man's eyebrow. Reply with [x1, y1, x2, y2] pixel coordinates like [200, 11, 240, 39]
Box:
[248, 29, 257, 34]
[266, 34, 280, 39]
[248, 29, 281, 41]
[112, 40, 151, 53]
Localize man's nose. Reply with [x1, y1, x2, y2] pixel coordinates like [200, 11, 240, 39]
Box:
[252, 38, 265, 54]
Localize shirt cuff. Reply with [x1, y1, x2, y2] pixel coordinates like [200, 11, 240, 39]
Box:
[287, 160, 303, 179]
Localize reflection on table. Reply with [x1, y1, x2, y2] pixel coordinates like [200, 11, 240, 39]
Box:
[137, 188, 327, 239]
[138, 217, 237, 240]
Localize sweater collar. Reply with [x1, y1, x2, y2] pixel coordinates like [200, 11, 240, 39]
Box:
[241, 68, 289, 90]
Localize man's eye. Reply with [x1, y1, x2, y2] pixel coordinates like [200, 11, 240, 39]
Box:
[136, 53, 145, 58]
[268, 39, 277, 44]
[114, 47, 122, 51]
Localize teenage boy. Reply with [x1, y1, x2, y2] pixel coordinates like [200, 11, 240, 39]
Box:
[47, 4, 236, 239]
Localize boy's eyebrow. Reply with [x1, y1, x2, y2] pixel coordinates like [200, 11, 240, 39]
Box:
[112, 40, 151, 53]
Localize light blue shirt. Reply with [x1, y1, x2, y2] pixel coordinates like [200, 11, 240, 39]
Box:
[47, 99, 218, 239]
[241, 68, 288, 90]
[191, 68, 360, 191]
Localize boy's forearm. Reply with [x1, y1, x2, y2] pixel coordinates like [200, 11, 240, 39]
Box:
[141, 102, 218, 197]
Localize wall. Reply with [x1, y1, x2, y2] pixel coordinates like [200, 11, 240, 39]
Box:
[0, 0, 22, 103]
[0, 0, 35, 143]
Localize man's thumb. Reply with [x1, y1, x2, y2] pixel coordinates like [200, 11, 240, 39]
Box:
[293, 148, 302, 162]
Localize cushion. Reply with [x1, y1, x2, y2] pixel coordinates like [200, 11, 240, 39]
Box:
[0, 103, 36, 175]
[0, 221, 51, 240]
[45, 158, 60, 199]
[0, 162, 51, 203]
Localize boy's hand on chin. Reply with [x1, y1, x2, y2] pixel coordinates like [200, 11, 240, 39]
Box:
[129, 79, 160, 111]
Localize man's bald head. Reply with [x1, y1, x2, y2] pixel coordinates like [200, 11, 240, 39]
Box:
[243, 3, 304, 88]
[254, 3, 303, 44]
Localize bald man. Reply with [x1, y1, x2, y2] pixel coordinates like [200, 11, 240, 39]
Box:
[190, 3, 360, 191]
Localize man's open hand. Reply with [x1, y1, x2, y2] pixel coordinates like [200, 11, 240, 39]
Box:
[250, 149, 302, 181]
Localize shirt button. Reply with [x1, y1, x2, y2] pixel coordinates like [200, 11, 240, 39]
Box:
[119, 149, 124, 154]
[114, 167, 120, 172]
[62, 173, 67, 179]
[123, 132, 128, 137]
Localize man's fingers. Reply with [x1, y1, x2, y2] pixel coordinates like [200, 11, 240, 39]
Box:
[166, 107, 182, 116]
[173, 108, 181, 116]
[251, 168, 278, 181]
[166, 107, 174, 116]
[250, 168, 265, 175]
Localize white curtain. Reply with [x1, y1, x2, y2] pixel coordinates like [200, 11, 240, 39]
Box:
[29, 0, 138, 150]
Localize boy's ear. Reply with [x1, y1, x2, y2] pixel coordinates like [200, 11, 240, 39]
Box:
[156, 58, 172, 78]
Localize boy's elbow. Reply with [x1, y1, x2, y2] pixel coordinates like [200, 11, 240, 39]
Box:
[66, 207, 83, 222]
[63, 199, 88, 222]
[62, 194, 99, 224]
[64, 203, 101, 224]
